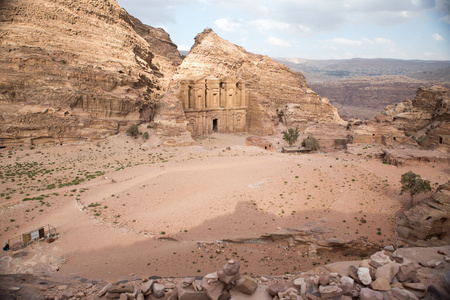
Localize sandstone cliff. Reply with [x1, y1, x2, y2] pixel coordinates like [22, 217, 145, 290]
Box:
[0, 0, 180, 146]
[129, 15, 181, 88]
[397, 181, 450, 245]
[174, 28, 344, 136]
[382, 85, 450, 152]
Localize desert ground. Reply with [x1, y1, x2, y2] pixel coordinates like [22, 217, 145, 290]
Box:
[0, 132, 448, 280]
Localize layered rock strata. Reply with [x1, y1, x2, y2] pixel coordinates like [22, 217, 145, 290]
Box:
[382, 147, 450, 166]
[174, 28, 344, 136]
[309, 76, 431, 119]
[348, 115, 414, 147]
[397, 181, 450, 244]
[0, 0, 180, 146]
[382, 85, 450, 152]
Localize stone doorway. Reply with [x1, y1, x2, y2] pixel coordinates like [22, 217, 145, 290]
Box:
[213, 119, 218, 132]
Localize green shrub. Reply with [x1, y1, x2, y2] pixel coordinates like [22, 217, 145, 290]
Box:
[142, 132, 149, 140]
[126, 125, 139, 137]
[302, 135, 320, 151]
[400, 171, 431, 207]
[282, 127, 300, 146]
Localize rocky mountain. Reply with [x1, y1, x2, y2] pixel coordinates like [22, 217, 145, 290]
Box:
[0, 1, 346, 146]
[308, 76, 434, 120]
[397, 181, 450, 245]
[276, 58, 450, 120]
[175, 28, 344, 136]
[381, 85, 449, 152]
[344, 85, 449, 153]
[0, 0, 180, 146]
[276, 58, 450, 81]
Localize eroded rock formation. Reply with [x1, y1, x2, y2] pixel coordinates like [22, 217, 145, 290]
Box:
[348, 115, 414, 147]
[382, 85, 450, 152]
[397, 181, 450, 245]
[347, 86, 450, 153]
[0, 0, 181, 146]
[174, 28, 344, 136]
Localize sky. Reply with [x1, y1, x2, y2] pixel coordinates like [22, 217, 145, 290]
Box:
[116, 0, 450, 60]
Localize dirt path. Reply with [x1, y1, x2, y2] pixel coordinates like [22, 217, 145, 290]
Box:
[0, 134, 448, 279]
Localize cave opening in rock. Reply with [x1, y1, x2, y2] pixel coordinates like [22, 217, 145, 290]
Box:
[213, 119, 218, 132]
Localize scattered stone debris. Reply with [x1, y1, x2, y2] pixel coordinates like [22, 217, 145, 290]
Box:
[1, 248, 449, 300]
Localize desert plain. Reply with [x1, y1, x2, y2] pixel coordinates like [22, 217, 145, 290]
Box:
[0, 131, 447, 280]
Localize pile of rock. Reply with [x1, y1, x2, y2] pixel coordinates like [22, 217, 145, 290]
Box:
[87, 248, 448, 300]
[92, 259, 260, 299]
[3, 246, 449, 299]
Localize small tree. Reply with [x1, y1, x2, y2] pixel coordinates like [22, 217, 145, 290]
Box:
[302, 135, 320, 151]
[400, 171, 431, 208]
[282, 127, 300, 146]
[126, 124, 139, 138]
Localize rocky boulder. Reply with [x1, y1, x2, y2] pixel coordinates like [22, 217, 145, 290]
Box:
[382, 85, 450, 153]
[397, 181, 450, 244]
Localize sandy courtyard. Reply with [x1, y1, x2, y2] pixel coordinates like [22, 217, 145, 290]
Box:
[0, 133, 448, 279]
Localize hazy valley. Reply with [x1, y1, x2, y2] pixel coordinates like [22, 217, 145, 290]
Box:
[0, 1, 449, 299]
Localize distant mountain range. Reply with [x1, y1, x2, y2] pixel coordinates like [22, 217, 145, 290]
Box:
[273, 58, 450, 120]
[274, 57, 450, 83]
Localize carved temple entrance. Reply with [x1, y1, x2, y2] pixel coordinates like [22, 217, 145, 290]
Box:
[180, 76, 248, 136]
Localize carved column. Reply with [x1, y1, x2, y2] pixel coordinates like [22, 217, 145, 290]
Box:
[193, 82, 206, 110]
[206, 78, 220, 108]
[188, 81, 196, 109]
[237, 81, 246, 107]
[180, 80, 189, 110]
[223, 78, 236, 108]
[220, 83, 226, 107]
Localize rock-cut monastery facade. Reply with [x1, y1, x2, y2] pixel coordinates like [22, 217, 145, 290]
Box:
[179, 76, 247, 136]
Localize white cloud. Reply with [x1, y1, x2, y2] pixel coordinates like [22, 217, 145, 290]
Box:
[117, 0, 449, 60]
[117, 0, 199, 24]
[267, 36, 291, 47]
[326, 37, 398, 56]
[156, 25, 169, 32]
[440, 15, 450, 23]
[178, 44, 191, 51]
[249, 19, 311, 36]
[330, 38, 363, 47]
[330, 37, 395, 47]
[433, 33, 444, 41]
[368, 38, 396, 47]
[214, 18, 241, 32]
[249, 19, 291, 32]
[298, 25, 312, 34]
